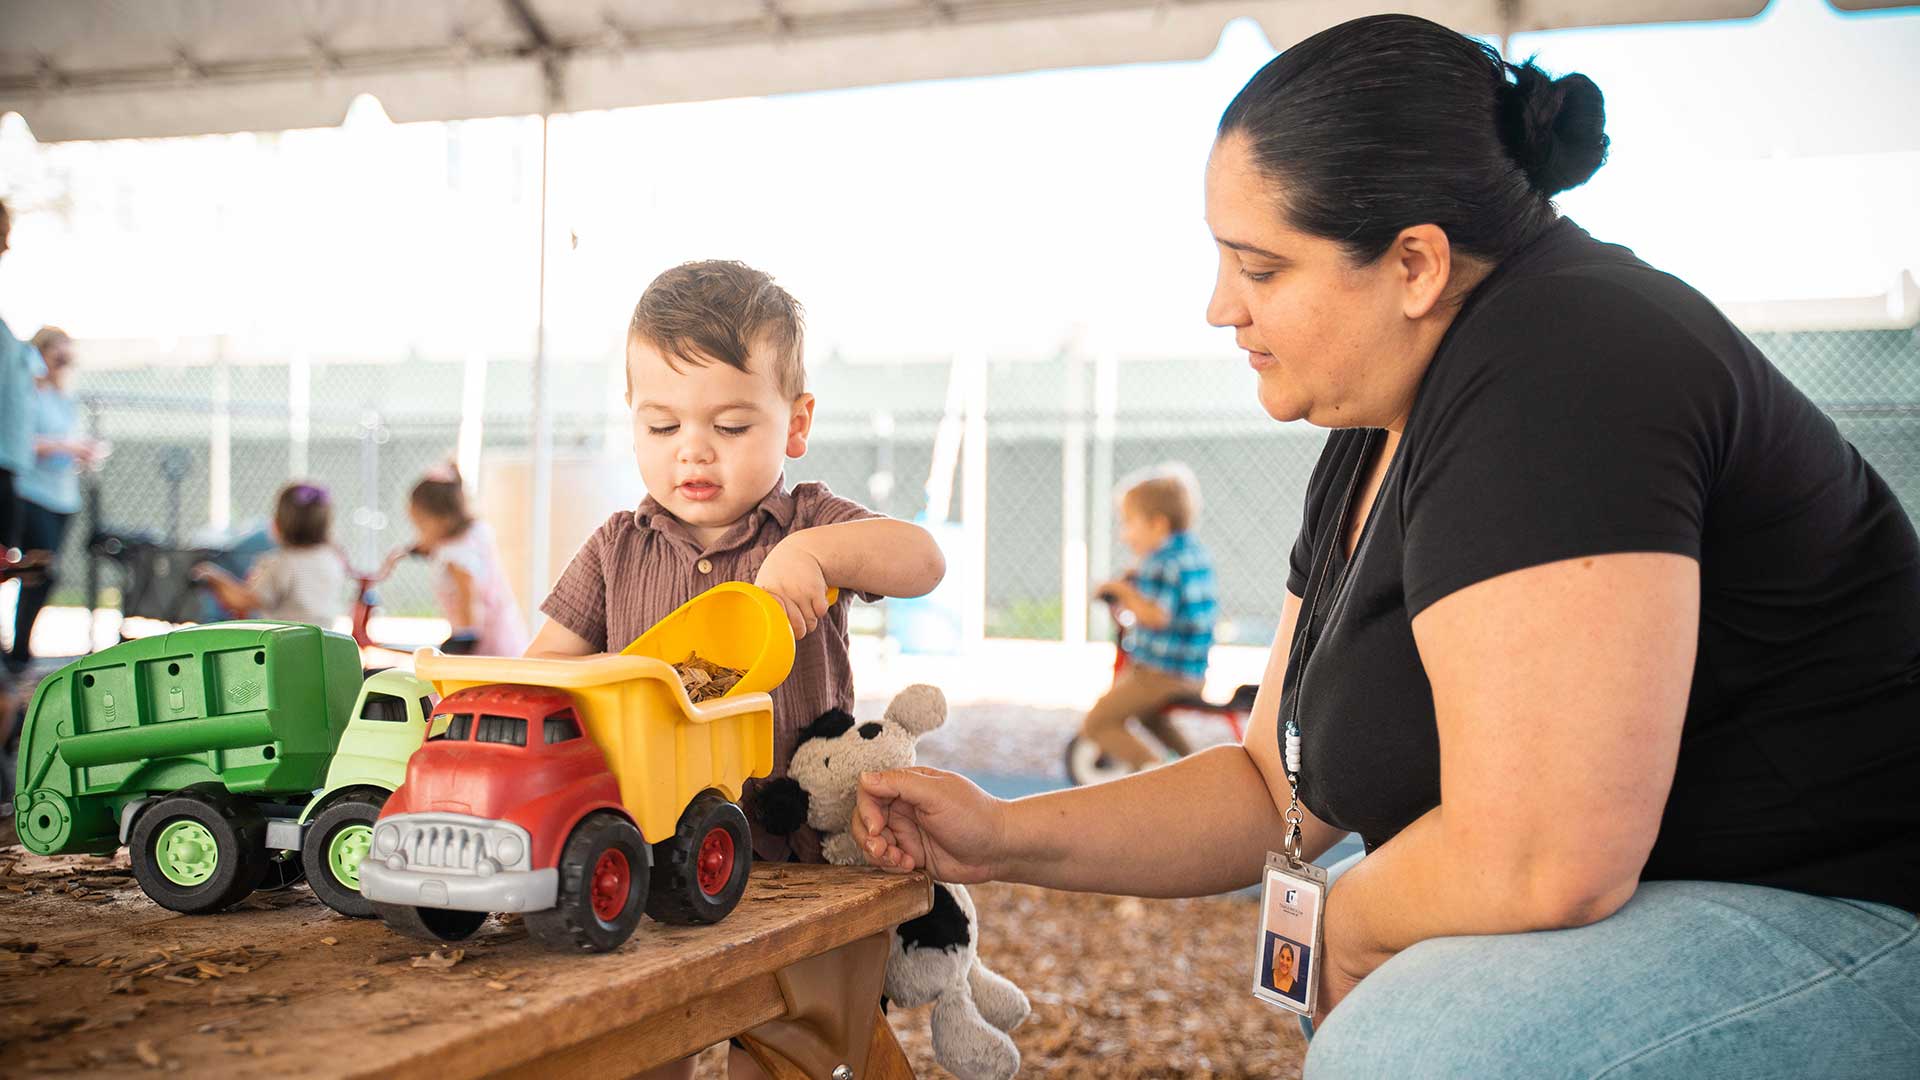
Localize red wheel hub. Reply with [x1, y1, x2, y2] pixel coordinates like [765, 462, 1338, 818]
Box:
[696, 826, 735, 897]
[589, 847, 631, 922]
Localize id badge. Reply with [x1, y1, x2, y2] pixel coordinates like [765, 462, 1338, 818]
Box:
[1251, 851, 1328, 1016]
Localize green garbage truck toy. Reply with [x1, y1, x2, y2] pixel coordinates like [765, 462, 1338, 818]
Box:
[12, 621, 440, 917]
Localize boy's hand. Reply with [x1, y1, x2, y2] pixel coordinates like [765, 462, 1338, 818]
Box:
[756, 541, 832, 640]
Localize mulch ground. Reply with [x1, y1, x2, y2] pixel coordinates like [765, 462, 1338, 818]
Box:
[693, 881, 1305, 1079]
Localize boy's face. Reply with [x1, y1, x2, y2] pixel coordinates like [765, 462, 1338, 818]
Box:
[1118, 499, 1172, 558]
[627, 334, 815, 540]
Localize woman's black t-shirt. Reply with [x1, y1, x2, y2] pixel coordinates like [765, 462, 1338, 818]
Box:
[1282, 219, 1920, 911]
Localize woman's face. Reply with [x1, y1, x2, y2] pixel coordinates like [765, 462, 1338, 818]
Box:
[1204, 134, 1446, 431]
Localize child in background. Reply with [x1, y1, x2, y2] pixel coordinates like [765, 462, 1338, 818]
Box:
[527, 260, 944, 1080]
[1085, 464, 1219, 771]
[193, 482, 347, 626]
[407, 463, 526, 657]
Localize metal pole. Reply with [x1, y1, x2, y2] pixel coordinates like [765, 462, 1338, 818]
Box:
[82, 398, 102, 653]
[210, 336, 231, 532]
[529, 111, 553, 632]
[1060, 340, 1088, 646]
[1088, 347, 1119, 640]
[357, 412, 388, 568]
[288, 349, 311, 478]
[960, 348, 988, 649]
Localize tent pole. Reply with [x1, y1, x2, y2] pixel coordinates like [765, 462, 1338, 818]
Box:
[529, 109, 552, 632]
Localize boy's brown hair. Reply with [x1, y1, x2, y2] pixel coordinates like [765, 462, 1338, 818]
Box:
[1120, 464, 1202, 534]
[274, 482, 332, 547]
[627, 260, 806, 400]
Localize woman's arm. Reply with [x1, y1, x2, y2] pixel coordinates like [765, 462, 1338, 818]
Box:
[857, 590, 1353, 896]
[1318, 551, 1696, 1012]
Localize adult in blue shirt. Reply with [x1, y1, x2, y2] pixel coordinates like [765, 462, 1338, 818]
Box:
[9, 327, 101, 672]
[0, 198, 47, 572]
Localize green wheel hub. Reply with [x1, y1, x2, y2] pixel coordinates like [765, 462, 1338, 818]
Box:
[328, 824, 374, 890]
[155, 820, 220, 887]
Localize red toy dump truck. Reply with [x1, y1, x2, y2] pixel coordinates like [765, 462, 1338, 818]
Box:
[360, 583, 801, 952]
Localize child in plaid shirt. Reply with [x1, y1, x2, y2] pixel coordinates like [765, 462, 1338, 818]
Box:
[1087, 464, 1219, 770]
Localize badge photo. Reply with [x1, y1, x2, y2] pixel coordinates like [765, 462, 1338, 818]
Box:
[1252, 856, 1325, 1015]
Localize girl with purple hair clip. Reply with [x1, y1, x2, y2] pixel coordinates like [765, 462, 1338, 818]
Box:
[192, 481, 347, 626]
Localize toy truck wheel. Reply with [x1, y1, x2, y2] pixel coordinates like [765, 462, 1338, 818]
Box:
[128, 789, 270, 914]
[646, 791, 751, 926]
[301, 791, 388, 918]
[373, 902, 489, 943]
[527, 812, 649, 953]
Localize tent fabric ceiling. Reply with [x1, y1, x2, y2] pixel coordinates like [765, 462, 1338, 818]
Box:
[2, 0, 1773, 142]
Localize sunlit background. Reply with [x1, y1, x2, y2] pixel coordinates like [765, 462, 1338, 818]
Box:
[2, 0, 1916, 661]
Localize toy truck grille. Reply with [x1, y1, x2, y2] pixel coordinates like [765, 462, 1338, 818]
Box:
[374, 814, 531, 876]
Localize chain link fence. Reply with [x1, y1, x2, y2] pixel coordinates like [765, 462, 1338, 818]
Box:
[28, 324, 1920, 648]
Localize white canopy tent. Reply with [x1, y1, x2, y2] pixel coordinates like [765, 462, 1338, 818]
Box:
[0, 0, 1785, 612]
[1, 1, 1778, 141]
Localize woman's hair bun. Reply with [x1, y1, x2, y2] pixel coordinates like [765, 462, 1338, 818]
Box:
[1498, 61, 1609, 197]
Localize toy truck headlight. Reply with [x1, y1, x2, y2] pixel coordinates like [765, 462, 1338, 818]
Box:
[494, 833, 524, 866]
[374, 824, 400, 856]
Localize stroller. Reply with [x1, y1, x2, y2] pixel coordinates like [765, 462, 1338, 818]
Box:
[87, 528, 232, 631]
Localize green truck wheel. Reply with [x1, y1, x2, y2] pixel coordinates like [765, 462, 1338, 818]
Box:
[129, 788, 269, 914]
[302, 790, 389, 918]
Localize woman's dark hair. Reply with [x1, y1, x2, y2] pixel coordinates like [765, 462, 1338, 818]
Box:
[274, 482, 332, 547]
[410, 463, 474, 534]
[1217, 14, 1609, 264]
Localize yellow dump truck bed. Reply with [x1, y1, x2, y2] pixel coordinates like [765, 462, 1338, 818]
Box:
[413, 651, 774, 844]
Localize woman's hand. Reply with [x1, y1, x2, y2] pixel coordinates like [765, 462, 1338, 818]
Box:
[853, 767, 1009, 884]
[754, 540, 831, 640]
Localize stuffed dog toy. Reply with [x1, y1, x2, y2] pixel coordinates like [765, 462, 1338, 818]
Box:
[754, 685, 1030, 1080]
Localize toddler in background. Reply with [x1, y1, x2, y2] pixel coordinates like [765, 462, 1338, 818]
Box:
[1086, 463, 1218, 770]
[408, 463, 526, 656]
[193, 482, 347, 626]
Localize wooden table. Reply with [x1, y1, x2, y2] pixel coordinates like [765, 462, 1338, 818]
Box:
[0, 843, 932, 1079]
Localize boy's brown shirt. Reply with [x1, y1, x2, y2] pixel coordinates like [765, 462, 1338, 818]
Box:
[540, 478, 879, 863]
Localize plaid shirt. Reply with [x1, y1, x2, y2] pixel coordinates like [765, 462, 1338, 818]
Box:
[1128, 531, 1217, 681]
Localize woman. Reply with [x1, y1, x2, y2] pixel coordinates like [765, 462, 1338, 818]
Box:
[855, 15, 1920, 1077]
[9, 327, 102, 671]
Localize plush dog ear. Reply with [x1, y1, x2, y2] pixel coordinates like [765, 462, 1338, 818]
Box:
[798, 707, 857, 744]
[885, 684, 948, 738]
[751, 776, 811, 836]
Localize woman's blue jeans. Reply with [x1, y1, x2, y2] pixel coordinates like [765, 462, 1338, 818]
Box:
[1299, 854, 1920, 1078]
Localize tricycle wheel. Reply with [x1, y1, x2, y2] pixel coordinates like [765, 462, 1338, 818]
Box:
[1064, 734, 1134, 787]
[128, 787, 269, 914]
[373, 902, 488, 943]
[302, 790, 388, 918]
[527, 812, 649, 952]
[646, 791, 751, 926]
